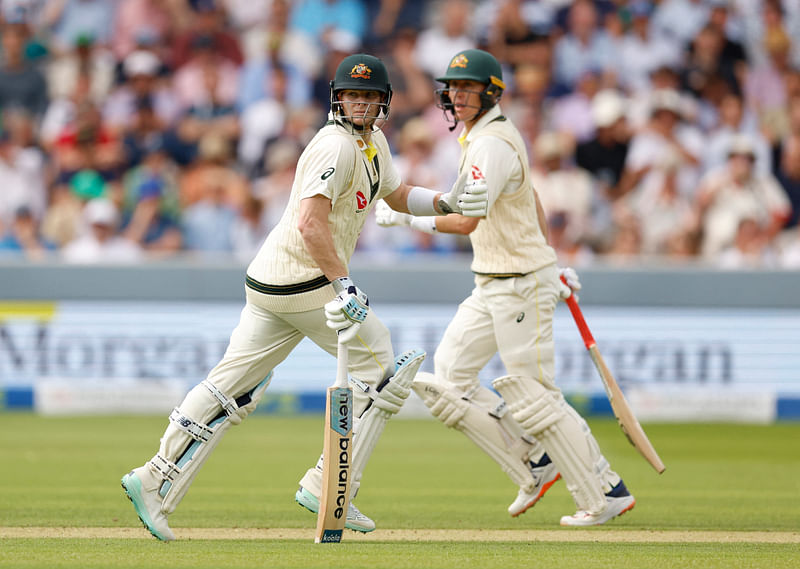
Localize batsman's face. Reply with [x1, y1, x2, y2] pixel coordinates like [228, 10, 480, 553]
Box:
[446, 80, 485, 122]
[338, 89, 384, 126]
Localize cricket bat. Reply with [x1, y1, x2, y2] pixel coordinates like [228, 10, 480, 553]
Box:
[315, 336, 354, 543]
[560, 278, 666, 474]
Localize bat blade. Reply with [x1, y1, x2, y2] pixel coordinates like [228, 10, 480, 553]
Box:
[315, 340, 353, 543]
[588, 345, 666, 474]
[560, 278, 665, 474]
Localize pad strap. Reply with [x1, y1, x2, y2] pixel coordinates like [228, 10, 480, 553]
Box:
[202, 379, 238, 416]
[150, 453, 181, 482]
[169, 408, 214, 443]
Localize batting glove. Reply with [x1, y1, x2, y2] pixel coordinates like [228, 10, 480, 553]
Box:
[557, 266, 581, 301]
[326, 277, 370, 343]
[438, 179, 488, 217]
[375, 200, 412, 227]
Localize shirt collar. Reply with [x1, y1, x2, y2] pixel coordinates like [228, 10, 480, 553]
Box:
[461, 105, 503, 145]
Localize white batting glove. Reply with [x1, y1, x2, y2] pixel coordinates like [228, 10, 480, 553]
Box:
[375, 200, 412, 227]
[326, 277, 370, 343]
[557, 266, 581, 301]
[438, 178, 488, 217]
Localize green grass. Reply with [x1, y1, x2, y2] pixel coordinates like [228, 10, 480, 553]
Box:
[0, 414, 799, 568]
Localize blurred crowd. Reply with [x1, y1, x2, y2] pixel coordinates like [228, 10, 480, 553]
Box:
[1, 0, 800, 269]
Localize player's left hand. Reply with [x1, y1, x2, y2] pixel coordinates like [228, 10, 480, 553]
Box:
[557, 266, 581, 301]
[375, 200, 412, 227]
[438, 179, 488, 217]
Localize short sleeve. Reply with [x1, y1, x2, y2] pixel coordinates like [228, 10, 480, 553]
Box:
[297, 134, 356, 203]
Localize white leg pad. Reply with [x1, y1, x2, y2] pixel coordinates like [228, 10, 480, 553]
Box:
[299, 349, 426, 499]
[492, 374, 607, 513]
[412, 372, 542, 491]
[151, 372, 272, 514]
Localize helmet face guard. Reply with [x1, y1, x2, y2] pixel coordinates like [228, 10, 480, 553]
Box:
[435, 49, 505, 129]
[329, 54, 393, 133]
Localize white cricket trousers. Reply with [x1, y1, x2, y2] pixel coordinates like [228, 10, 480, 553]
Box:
[434, 264, 561, 393]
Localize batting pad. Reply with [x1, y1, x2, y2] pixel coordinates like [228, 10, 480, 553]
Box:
[151, 373, 272, 515]
[349, 349, 425, 495]
[492, 375, 607, 513]
[412, 373, 543, 491]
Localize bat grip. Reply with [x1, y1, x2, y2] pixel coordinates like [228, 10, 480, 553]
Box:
[335, 336, 349, 389]
[560, 275, 596, 349]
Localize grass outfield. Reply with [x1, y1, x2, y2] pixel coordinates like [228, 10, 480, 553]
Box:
[0, 414, 798, 568]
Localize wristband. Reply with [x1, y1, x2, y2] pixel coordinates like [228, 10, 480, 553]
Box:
[407, 186, 439, 216]
[332, 276, 355, 294]
[409, 216, 437, 234]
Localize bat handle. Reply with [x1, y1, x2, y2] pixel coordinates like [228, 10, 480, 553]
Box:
[335, 334, 349, 389]
[560, 275, 596, 349]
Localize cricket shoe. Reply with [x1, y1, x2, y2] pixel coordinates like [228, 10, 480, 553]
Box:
[295, 486, 376, 533]
[508, 453, 561, 517]
[121, 467, 175, 541]
[559, 480, 635, 526]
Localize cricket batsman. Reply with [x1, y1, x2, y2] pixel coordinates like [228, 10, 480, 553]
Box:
[376, 49, 635, 525]
[120, 53, 488, 540]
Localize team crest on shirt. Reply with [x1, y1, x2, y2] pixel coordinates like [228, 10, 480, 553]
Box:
[350, 64, 372, 79]
[450, 54, 468, 69]
[471, 165, 485, 180]
[355, 190, 368, 211]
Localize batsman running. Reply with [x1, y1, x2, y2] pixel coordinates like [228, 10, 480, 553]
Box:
[120, 53, 488, 540]
[376, 49, 635, 526]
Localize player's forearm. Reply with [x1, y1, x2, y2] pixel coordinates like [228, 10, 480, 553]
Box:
[298, 196, 348, 280]
[300, 221, 348, 280]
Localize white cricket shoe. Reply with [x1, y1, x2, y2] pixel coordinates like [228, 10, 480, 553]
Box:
[295, 486, 376, 533]
[121, 467, 175, 541]
[508, 457, 561, 517]
[559, 480, 635, 526]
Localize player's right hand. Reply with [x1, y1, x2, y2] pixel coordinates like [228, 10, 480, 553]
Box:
[375, 200, 412, 227]
[326, 277, 370, 343]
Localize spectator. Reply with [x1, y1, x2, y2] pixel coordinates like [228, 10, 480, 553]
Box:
[680, 24, 740, 102]
[0, 206, 56, 260]
[530, 131, 599, 252]
[41, 168, 107, 247]
[181, 177, 238, 256]
[46, 34, 115, 103]
[171, 0, 243, 69]
[251, 138, 300, 232]
[717, 217, 778, 269]
[695, 135, 791, 258]
[179, 132, 249, 212]
[772, 96, 800, 230]
[42, 0, 115, 55]
[704, 91, 771, 175]
[413, 0, 475, 80]
[235, 0, 315, 114]
[112, 0, 175, 62]
[479, 0, 554, 70]
[551, 0, 618, 93]
[104, 49, 181, 132]
[172, 35, 240, 113]
[650, 0, 708, 48]
[626, 147, 696, 255]
[620, 89, 705, 205]
[237, 64, 291, 173]
[549, 68, 602, 143]
[120, 97, 170, 169]
[288, 0, 366, 57]
[617, 0, 681, 95]
[575, 89, 631, 200]
[0, 21, 48, 119]
[120, 140, 182, 253]
[743, 26, 794, 139]
[62, 197, 143, 264]
[0, 114, 47, 226]
[379, 29, 435, 127]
